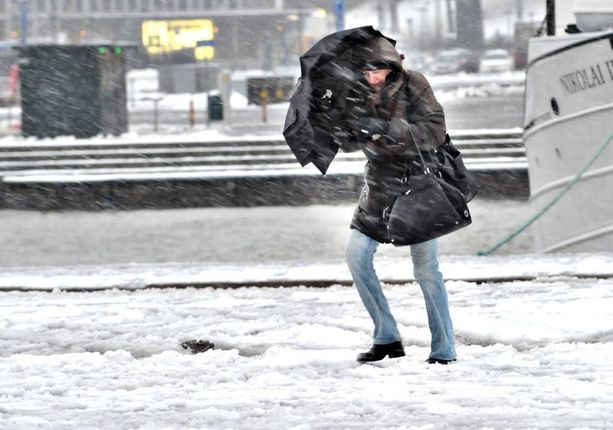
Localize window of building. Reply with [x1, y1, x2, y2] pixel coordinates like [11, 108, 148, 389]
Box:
[75, 0, 83, 12]
[115, 0, 125, 11]
[178, 0, 188, 11]
[91, 0, 99, 12]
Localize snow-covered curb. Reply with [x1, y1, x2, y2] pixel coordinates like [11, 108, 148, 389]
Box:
[1, 253, 612, 291]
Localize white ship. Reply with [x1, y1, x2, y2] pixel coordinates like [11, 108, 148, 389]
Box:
[524, 0, 613, 252]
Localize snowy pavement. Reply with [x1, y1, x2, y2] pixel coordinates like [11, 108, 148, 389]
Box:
[1, 197, 612, 429]
[1, 253, 613, 429]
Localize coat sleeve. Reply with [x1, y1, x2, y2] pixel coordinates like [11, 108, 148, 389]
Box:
[372, 71, 446, 159]
[335, 129, 365, 153]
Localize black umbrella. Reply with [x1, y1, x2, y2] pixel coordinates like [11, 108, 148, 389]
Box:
[283, 26, 397, 175]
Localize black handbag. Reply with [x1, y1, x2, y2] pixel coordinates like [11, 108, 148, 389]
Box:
[433, 134, 478, 202]
[384, 133, 475, 246]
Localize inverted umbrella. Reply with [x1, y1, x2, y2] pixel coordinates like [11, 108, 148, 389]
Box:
[283, 26, 397, 175]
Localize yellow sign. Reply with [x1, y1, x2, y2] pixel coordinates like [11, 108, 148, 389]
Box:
[194, 46, 214, 61]
[142, 19, 214, 59]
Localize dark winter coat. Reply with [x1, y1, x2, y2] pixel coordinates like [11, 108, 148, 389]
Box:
[340, 39, 447, 243]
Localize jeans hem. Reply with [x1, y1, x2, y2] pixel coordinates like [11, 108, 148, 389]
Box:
[373, 339, 402, 345]
[429, 355, 457, 361]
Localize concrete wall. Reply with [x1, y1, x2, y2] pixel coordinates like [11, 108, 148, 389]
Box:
[0, 170, 528, 211]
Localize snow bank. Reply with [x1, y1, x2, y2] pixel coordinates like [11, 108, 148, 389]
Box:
[1, 259, 612, 429]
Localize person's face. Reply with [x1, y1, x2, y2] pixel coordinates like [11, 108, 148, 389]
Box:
[362, 69, 392, 90]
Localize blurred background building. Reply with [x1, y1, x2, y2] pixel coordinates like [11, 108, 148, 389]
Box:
[0, 1, 541, 68]
[0, 0, 361, 70]
[0, 0, 543, 105]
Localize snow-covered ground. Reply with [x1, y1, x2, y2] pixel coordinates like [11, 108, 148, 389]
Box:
[1, 252, 612, 429]
[1, 204, 613, 429]
[1, 3, 608, 424]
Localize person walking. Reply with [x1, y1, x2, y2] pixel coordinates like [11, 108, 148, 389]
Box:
[340, 36, 456, 365]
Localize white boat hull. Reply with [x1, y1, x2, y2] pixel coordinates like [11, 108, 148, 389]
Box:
[524, 31, 613, 252]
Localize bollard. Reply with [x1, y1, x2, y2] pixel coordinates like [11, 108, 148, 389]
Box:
[142, 95, 163, 133]
[153, 98, 160, 133]
[260, 89, 269, 123]
[218, 70, 232, 127]
[188, 98, 195, 128]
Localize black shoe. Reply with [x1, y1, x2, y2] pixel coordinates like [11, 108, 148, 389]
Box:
[425, 357, 456, 365]
[181, 339, 214, 354]
[357, 341, 405, 363]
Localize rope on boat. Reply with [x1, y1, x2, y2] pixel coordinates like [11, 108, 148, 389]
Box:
[477, 131, 613, 256]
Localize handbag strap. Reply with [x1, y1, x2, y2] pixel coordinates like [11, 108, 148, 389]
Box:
[405, 124, 431, 175]
[393, 75, 439, 179]
[388, 86, 427, 178]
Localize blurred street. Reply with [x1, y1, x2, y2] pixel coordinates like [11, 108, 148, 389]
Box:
[124, 92, 525, 135]
[0, 196, 534, 269]
[444, 94, 523, 129]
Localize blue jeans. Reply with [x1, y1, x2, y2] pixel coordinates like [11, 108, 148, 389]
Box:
[345, 228, 456, 360]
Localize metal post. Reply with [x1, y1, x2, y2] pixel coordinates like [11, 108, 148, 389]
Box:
[260, 89, 268, 123]
[218, 70, 232, 128]
[19, 0, 28, 45]
[546, 0, 555, 35]
[145, 96, 163, 133]
[7, 105, 12, 132]
[153, 99, 159, 133]
[189, 98, 195, 128]
[334, 0, 345, 32]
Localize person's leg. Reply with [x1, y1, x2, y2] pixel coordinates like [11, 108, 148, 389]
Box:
[410, 239, 456, 361]
[345, 228, 401, 345]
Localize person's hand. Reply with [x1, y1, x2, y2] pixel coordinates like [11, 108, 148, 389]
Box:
[349, 117, 389, 140]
